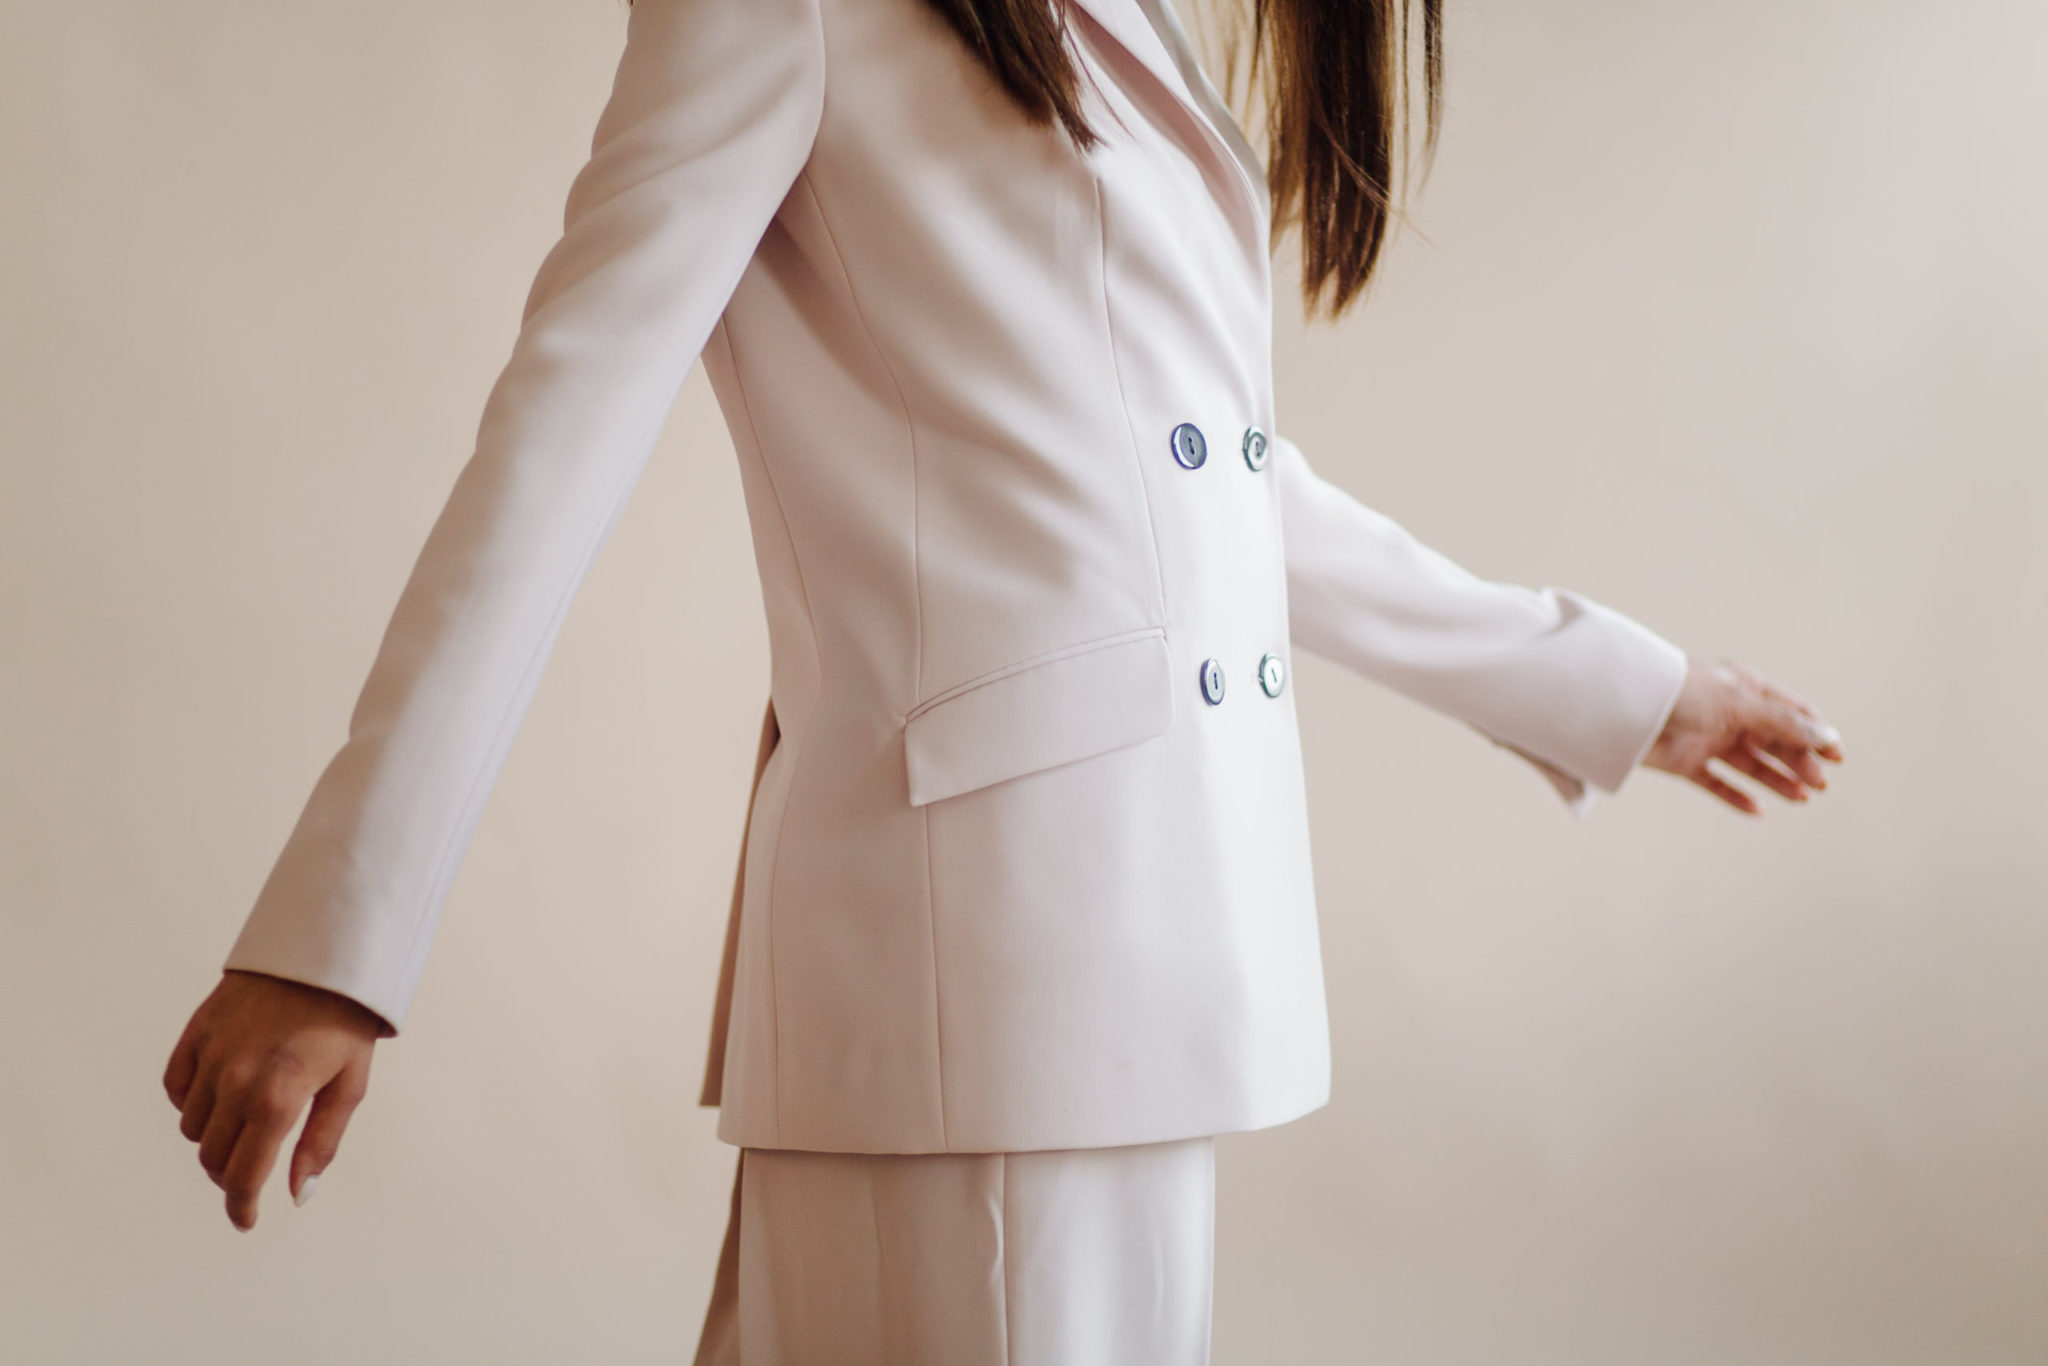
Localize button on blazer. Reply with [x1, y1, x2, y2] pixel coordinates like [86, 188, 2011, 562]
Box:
[224, 0, 1690, 1154]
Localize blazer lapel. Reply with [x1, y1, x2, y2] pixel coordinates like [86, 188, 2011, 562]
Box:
[1123, 0, 1271, 221]
[1063, 0, 1271, 253]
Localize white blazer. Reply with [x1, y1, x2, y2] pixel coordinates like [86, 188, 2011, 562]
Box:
[224, 0, 1689, 1154]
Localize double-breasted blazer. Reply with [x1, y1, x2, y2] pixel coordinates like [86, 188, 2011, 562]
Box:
[223, 0, 1690, 1154]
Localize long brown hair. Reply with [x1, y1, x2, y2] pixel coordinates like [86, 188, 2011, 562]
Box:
[631, 0, 1442, 319]
[927, 0, 1441, 319]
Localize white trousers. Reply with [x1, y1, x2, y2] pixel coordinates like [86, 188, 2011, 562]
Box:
[692, 1136, 1217, 1366]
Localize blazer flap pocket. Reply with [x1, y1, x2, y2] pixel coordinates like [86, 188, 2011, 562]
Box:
[903, 630, 1174, 807]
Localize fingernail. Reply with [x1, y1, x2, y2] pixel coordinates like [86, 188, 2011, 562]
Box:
[294, 1174, 320, 1208]
[1801, 719, 1841, 749]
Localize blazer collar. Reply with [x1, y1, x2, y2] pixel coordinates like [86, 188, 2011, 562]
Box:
[1063, 0, 1272, 249]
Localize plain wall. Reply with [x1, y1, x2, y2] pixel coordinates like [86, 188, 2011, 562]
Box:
[3, 1, 2043, 1361]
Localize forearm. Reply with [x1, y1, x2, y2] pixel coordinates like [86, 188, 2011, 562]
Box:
[1273, 431, 1688, 813]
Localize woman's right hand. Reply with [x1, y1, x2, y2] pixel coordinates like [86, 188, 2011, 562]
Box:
[163, 969, 383, 1231]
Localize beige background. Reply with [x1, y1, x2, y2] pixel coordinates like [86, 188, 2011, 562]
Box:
[3, 0, 2044, 1361]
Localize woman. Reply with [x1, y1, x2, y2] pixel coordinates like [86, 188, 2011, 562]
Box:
[162, 0, 1844, 1359]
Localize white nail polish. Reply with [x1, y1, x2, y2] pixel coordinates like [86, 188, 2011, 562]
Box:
[1802, 719, 1840, 748]
[294, 1174, 320, 1208]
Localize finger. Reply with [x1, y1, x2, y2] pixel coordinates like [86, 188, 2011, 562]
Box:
[1751, 674, 1809, 710]
[221, 1092, 303, 1232]
[1769, 700, 1844, 762]
[1754, 697, 1842, 763]
[1757, 676, 1824, 721]
[178, 1070, 219, 1144]
[196, 1094, 246, 1188]
[164, 1027, 202, 1110]
[1807, 724, 1845, 763]
[1724, 741, 1808, 803]
[290, 1054, 370, 1205]
[1690, 764, 1760, 815]
[1754, 734, 1827, 790]
[1724, 664, 1842, 760]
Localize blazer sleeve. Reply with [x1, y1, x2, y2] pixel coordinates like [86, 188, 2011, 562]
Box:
[1272, 431, 1689, 818]
[220, 0, 828, 1036]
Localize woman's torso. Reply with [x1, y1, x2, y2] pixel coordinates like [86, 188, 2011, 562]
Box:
[701, 0, 1331, 1153]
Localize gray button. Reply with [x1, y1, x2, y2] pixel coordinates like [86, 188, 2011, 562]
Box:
[1170, 422, 1208, 470]
[1258, 652, 1285, 698]
[1199, 657, 1226, 705]
[1241, 426, 1269, 471]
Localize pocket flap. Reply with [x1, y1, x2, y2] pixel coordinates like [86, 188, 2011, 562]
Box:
[903, 629, 1174, 807]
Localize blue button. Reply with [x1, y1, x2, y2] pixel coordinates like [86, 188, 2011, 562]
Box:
[1170, 423, 1208, 470]
[1242, 427, 1269, 471]
[1199, 657, 1226, 705]
[1258, 652, 1285, 697]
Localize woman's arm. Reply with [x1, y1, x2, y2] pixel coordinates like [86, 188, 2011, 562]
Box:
[1272, 431, 1841, 815]
[165, 0, 828, 1231]
[225, 0, 826, 1038]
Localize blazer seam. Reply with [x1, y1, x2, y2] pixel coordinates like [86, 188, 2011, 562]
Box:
[1092, 173, 1173, 627]
[920, 801, 948, 1150]
[796, 163, 951, 1148]
[793, 169, 925, 696]
[718, 313, 824, 1149]
[999, 1152, 1015, 1363]
[804, 0, 927, 702]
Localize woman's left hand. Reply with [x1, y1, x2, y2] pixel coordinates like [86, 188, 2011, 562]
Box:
[1641, 655, 1844, 814]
